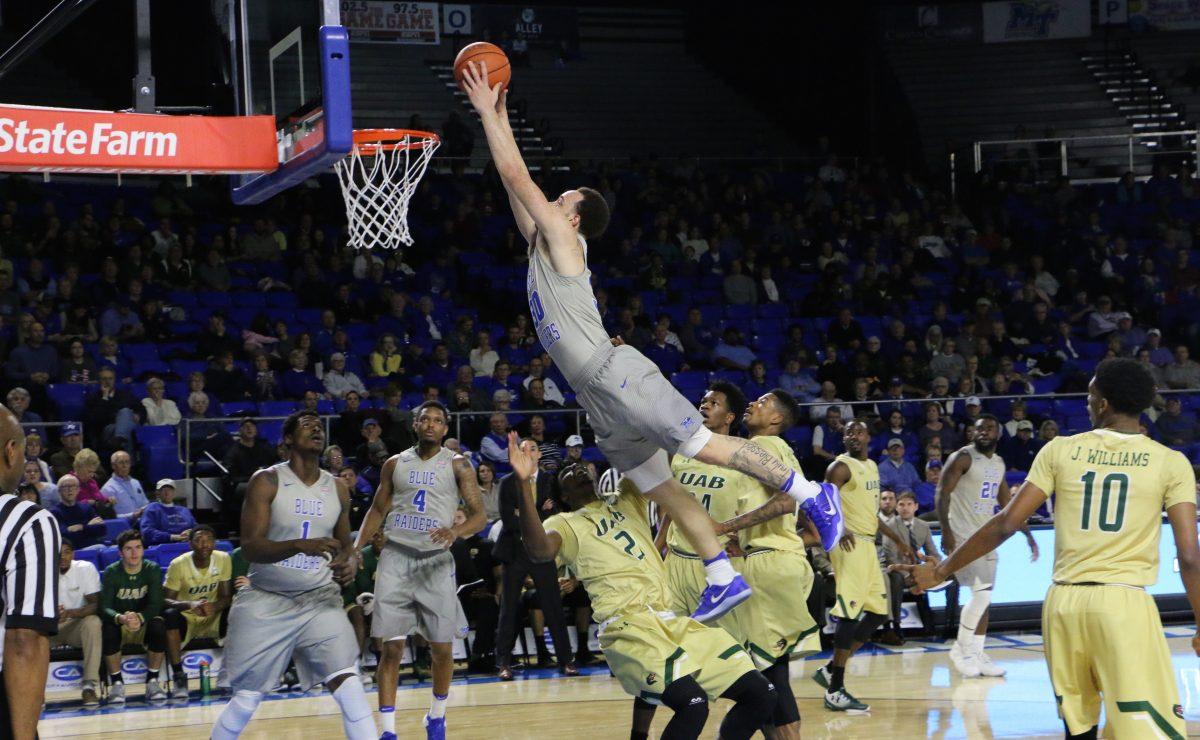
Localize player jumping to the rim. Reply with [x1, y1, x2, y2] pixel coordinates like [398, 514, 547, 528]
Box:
[460, 61, 843, 622]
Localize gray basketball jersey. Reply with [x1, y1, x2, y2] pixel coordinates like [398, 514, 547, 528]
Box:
[247, 462, 339, 596]
[527, 237, 610, 386]
[386, 446, 460, 554]
[948, 446, 1006, 538]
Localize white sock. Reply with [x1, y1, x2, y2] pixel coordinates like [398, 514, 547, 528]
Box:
[972, 633, 987, 654]
[782, 476, 822, 505]
[379, 705, 395, 734]
[332, 677, 376, 740]
[956, 624, 975, 649]
[702, 552, 736, 586]
[429, 692, 448, 719]
[212, 689, 262, 739]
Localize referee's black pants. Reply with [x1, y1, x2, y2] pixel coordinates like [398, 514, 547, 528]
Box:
[494, 556, 572, 669]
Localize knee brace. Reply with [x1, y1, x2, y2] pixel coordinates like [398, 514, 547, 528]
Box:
[762, 657, 799, 726]
[660, 676, 709, 740]
[101, 619, 122, 656]
[332, 674, 376, 740]
[211, 689, 263, 740]
[145, 616, 167, 653]
[833, 617, 858, 651]
[960, 588, 992, 632]
[162, 607, 187, 633]
[852, 612, 889, 644]
[719, 670, 778, 740]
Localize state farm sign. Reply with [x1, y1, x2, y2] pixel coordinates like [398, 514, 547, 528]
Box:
[0, 105, 277, 174]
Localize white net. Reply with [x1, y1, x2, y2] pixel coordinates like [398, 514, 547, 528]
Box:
[334, 131, 439, 249]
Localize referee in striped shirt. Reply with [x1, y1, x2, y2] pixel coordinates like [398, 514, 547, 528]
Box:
[0, 405, 59, 739]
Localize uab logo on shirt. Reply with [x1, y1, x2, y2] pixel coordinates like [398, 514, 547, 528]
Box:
[677, 472, 727, 490]
[116, 585, 147, 600]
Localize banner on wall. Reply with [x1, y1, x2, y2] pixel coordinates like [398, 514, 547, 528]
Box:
[878, 3, 982, 43]
[982, 0, 1092, 42]
[1129, 0, 1200, 30]
[341, 1, 441, 44]
[442, 4, 471, 35]
[1100, 0, 1129, 24]
[473, 5, 578, 49]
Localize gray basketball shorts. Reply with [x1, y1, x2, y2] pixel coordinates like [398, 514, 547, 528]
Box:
[371, 546, 468, 644]
[224, 583, 359, 694]
[574, 344, 704, 472]
[955, 550, 998, 591]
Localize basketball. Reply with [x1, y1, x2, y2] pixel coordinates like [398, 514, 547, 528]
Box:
[453, 41, 511, 91]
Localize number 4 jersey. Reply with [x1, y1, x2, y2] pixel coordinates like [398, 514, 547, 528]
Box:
[386, 446, 460, 555]
[1026, 429, 1196, 586]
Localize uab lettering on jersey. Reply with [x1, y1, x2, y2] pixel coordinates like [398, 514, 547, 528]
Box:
[863, 478, 879, 491]
[116, 585, 147, 601]
[677, 472, 727, 489]
[593, 507, 646, 560]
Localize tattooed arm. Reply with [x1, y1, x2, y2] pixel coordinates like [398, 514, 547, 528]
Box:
[716, 492, 795, 537]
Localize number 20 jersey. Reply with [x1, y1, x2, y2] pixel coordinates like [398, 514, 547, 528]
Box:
[1026, 430, 1195, 586]
[386, 446, 460, 555]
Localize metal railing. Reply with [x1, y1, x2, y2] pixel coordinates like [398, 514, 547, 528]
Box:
[958, 130, 1200, 191]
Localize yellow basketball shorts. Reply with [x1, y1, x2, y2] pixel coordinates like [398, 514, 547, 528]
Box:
[1044, 583, 1185, 739]
[181, 611, 222, 647]
[729, 548, 819, 669]
[664, 549, 708, 616]
[829, 534, 887, 620]
[598, 608, 754, 704]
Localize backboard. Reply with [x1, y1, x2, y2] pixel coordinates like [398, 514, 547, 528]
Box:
[227, 0, 352, 205]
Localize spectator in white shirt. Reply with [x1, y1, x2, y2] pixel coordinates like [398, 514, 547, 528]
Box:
[522, 356, 565, 406]
[141, 377, 181, 426]
[100, 450, 149, 518]
[52, 540, 103, 706]
[1086, 295, 1121, 339]
[470, 330, 499, 377]
[323, 352, 367, 399]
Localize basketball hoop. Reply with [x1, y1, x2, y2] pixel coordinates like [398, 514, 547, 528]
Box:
[334, 128, 440, 250]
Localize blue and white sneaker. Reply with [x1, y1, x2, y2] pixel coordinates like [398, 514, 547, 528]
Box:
[691, 573, 752, 623]
[424, 714, 446, 740]
[800, 482, 845, 552]
[380, 733, 397, 740]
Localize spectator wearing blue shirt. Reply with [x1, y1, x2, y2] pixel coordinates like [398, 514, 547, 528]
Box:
[1001, 420, 1039, 471]
[1156, 397, 1199, 447]
[98, 301, 143, 341]
[643, 324, 685, 376]
[914, 458, 942, 513]
[479, 413, 513, 476]
[5, 387, 42, 426]
[778, 358, 821, 401]
[50, 474, 107, 549]
[879, 438, 921, 494]
[140, 479, 197, 544]
[280, 349, 324, 399]
[6, 321, 59, 389]
[100, 450, 149, 518]
[743, 361, 773, 402]
[713, 328, 757, 371]
[810, 407, 846, 469]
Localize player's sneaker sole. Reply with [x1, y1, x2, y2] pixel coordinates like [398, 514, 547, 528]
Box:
[811, 666, 832, 689]
[800, 482, 845, 551]
[691, 574, 752, 623]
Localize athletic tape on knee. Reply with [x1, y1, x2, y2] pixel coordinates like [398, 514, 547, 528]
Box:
[332, 676, 377, 740]
[211, 690, 263, 740]
[959, 588, 992, 632]
[675, 424, 713, 460]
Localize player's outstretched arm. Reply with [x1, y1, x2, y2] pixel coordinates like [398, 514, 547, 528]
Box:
[717, 493, 794, 537]
[935, 450, 969, 553]
[241, 469, 340, 564]
[354, 456, 398, 552]
[897, 480, 1047, 591]
[507, 431, 562, 562]
[461, 62, 581, 268]
[997, 478, 1038, 561]
[1166, 501, 1200, 656]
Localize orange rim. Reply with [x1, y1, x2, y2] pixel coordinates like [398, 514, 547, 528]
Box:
[351, 128, 440, 153]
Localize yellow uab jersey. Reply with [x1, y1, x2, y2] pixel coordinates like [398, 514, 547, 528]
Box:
[545, 480, 671, 622]
[833, 453, 881, 537]
[1026, 430, 1195, 586]
[164, 550, 232, 602]
[737, 436, 805, 553]
[668, 455, 752, 554]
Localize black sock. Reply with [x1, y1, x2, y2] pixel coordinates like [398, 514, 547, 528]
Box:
[630, 733, 649, 740]
[146, 673, 157, 684]
[110, 672, 124, 685]
[172, 662, 184, 675]
[829, 665, 846, 692]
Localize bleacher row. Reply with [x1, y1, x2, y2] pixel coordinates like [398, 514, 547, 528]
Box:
[71, 539, 234, 574]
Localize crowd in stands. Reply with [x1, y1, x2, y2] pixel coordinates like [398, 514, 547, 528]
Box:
[7, 145, 1200, 688]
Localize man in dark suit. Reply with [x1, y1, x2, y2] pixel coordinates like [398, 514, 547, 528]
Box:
[492, 438, 576, 680]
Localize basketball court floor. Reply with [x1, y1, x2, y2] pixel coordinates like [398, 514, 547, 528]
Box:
[38, 627, 1200, 739]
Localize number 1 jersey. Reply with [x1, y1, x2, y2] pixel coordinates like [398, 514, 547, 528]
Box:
[1026, 430, 1195, 586]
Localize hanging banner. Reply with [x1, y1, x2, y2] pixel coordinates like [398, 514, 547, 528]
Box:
[341, 1, 441, 44]
[474, 5, 578, 49]
[442, 4, 471, 35]
[982, 0, 1092, 42]
[878, 3, 982, 43]
[1129, 0, 1200, 30]
[0, 105, 276, 174]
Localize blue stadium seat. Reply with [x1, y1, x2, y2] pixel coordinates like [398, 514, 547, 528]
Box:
[47, 384, 86, 421]
[170, 360, 207, 378]
[72, 547, 102, 571]
[98, 546, 121, 569]
[124, 344, 160, 362]
[581, 446, 605, 463]
[257, 421, 284, 445]
[148, 542, 190, 569]
[104, 518, 134, 542]
[220, 401, 256, 417]
[135, 425, 177, 448]
[1053, 398, 1087, 417]
[257, 401, 298, 417]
